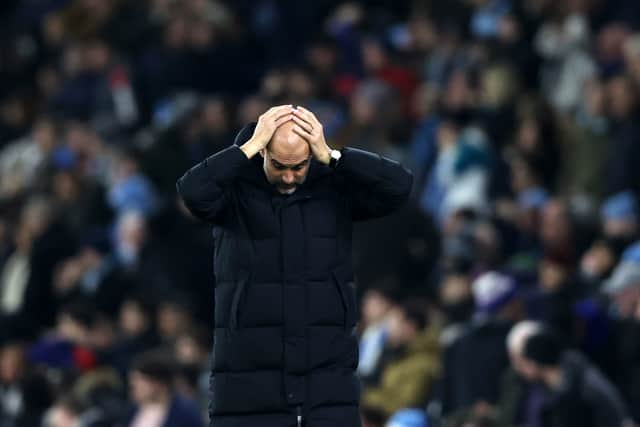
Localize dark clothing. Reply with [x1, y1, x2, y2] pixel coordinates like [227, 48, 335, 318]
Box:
[440, 319, 512, 415]
[604, 117, 640, 197]
[610, 319, 640, 423]
[176, 125, 413, 427]
[352, 201, 439, 293]
[127, 395, 204, 427]
[54, 260, 134, 318]
[538, 351, 629, 427]
[0, 220, 76, 341]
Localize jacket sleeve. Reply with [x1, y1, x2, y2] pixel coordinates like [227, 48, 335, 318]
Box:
[176, 145, 250, 224]
[363, 357, 438, 416]
[336, 147, 413, 221]
[583, 367, 630, 427]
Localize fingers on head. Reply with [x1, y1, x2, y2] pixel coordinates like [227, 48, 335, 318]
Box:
[292, 125, 311, 138]
[276, 114, 293, 126]
[292, 115, 311, 129]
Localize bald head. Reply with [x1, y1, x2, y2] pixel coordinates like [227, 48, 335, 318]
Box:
[269, 121, 310, 161]
[262, 121, 311, 194]
[507, 320, 542, 356]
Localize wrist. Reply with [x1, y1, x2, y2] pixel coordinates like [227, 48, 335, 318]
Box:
[240, 138, 263, 159]
[317, 146, 331, 165]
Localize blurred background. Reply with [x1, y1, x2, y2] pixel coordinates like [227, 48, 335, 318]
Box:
[1, 0, 640, 426]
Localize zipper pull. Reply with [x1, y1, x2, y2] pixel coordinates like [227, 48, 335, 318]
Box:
[297, 406, 302, 427]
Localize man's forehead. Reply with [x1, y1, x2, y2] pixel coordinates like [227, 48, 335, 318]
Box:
[268, 150, 310, 166]
[268, 139, 310, 165]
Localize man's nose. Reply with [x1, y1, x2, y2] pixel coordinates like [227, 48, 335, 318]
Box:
[282, 171, 295, 184]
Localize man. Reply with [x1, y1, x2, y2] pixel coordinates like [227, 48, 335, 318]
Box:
[127, 350, 204, 427]
[177, 105, 413, 427]
[440, 271, 523, 415]
[496, 320, 543, 427]
[602, 241, 640, 423]
[519, 329, 631, 427]
[362, 300, 439, 417]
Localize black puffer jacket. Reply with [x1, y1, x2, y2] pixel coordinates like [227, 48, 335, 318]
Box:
[176, 124, 412, 427]
[539, 351, 630, 427]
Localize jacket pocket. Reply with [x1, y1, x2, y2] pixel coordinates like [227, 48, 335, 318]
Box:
[229, 270, 250, 331]
[331, 264, 357, 330]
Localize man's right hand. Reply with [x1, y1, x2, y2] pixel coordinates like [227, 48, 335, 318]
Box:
[240, 105, 293, 158]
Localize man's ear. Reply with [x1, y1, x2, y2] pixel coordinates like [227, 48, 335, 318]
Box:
[259, 148, 266, 158]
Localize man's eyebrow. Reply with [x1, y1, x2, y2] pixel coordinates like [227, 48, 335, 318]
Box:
[271, 157, 310, 168]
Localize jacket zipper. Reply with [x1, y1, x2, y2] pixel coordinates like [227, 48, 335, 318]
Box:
[297, 406, 302, 427]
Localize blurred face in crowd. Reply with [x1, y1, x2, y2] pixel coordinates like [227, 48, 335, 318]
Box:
[362, 39, 388, 72]
[386, 307, 418, 347]
[440, 274, 472, 305]
[62, 45, 85, 77]
[84, 40, 110, 72]
[443, 70, 473, 112]
[583, 78, 606, 117]
[287, 69, 315, 101]
[89, 317, 116, 350]
[516, 118, 540, 154]
[164, 17, 188, 49]
[540, 200, 571, 248]
[238, 96, 269, 128]
[351, 94, 376, 126]
[413, 83, 439, 119]
[117, 211, 147, 252]
[598, 24, 630, 64]
[261, 121, 311, 194]
[201, 99, 228, 134]
[42, 12, 64, 47]
[65, 122, 93, 150]
[436, 121, 460, 151]
[120, 300, 151, 337]
[57, 313, 91, 345]
[408, 16, 438, 52]
[580, 241, 615, 279]
[0, 97, 27, 132]
[21, 197, 53, 240]
[36, 65, 61, 100]
[307, 42, 336, 72]
[612, 284, 640, 318]
[603, 215, 637, 238]
[175, 334, 208, 365]
[47, 405, 79, 427]
[33, 119, 57, 152]
[498, 15, 520, 43]
[510, 156, 537, 194]
[606, 75, 637, 120]
[157, 304, 192, 340]
[0, 344, 25, 384]
[262, 69, 287, 99]
[539, 258, 569, 292]
[129, 371, 167, 404]
[53, 171, 80, 203]
[480, 65, 515, 108]
[361, 289, 393, 327]
[189, 19, 215, 50]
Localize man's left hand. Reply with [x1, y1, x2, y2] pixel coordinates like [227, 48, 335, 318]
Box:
[291, 106, 331, 165]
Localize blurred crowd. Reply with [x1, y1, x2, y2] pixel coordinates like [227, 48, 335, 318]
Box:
[1, 0, 640, 426]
